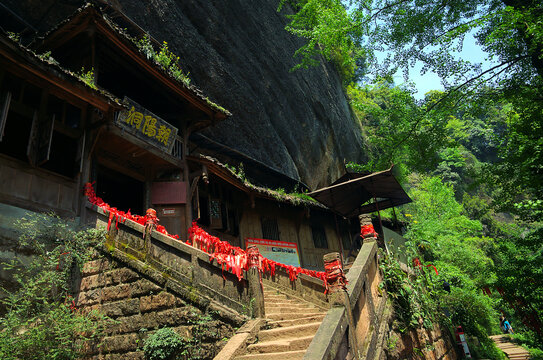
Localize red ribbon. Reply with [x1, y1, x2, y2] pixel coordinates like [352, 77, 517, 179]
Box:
[189, 221, 326, 284]
[84, 183, 325, 288]
[360, 224, 377, 238]
[84, 183, 178, 240]
[426, 264, 438, 276]
[323, 257, 348, 294]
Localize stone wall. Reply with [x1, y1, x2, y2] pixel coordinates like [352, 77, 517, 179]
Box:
[75, 253, 239, 360]
[85, 204, 254, 315]
[380, 322, 458, 360]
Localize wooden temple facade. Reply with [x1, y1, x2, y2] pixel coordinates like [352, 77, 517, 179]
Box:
[0, 4, 409, 271]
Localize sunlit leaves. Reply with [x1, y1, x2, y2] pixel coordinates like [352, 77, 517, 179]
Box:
[278, 0, 369, 82]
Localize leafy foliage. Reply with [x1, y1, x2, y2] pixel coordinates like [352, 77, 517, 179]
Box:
[278, 0, 367, 83]
[136, 35, 191, 86]
[279, 0, 543, 353]
[280, 0, 543, 219]
[78, 68, 97, 89]
[143, 327, 189, 360]
[379, 250, 440, 331]
[0, 213, 109, 360]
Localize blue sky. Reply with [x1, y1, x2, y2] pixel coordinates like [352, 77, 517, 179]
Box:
[381, 33, 493, 99]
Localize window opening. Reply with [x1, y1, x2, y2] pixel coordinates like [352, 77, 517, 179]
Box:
[0, 109, 32, 161]
[311, 225, 328, 249]
[261, 217, 280, 240]
[40, 130, 78, 178]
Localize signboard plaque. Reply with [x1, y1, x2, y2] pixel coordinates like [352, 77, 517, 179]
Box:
[115, 97, 178, 154]
[246, 238, 301, 267]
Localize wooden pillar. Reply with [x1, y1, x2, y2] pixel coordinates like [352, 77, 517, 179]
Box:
[324, 252, 361, 359]
[182, 127, 191, 240]
[247, 245, 265, 318]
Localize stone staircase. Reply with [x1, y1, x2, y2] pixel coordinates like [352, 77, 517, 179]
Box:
[490, 335, 531, 359]
[234, 285, 328, 360]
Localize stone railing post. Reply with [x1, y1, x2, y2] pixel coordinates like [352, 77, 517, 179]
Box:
[144, 208, 158, 257]
[247, 245, 265, 318]
[359, 214, 377, 243]
[324, 252, 361, 359]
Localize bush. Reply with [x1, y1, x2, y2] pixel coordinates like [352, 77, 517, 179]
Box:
[143, 327, 190, 360]
[0, 212, 108, 359]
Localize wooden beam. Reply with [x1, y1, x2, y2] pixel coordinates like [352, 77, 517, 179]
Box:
[108, 125, 183, 167]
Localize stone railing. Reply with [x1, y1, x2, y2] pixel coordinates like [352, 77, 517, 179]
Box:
[85, 203, 254, 319]
[303, 239, 386, 360]
[261, 268, 330, 310]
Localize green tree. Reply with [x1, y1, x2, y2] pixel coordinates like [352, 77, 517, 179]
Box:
[493, 225, 543, 340]
[278, 0, 368, 82]
[281, 0, 543, 216]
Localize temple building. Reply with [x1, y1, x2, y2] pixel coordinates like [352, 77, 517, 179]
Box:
[0, 4, 410, 271]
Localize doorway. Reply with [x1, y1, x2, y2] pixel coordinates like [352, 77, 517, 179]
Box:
[96, 164, 145, 215]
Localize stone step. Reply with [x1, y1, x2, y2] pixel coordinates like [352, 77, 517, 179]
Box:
[258, 322, 322, 342]
[265, 302, 316, 309]
[266, 311, 324, 321]
[267, 314, 326, 328]
[264, 306, 318, 314]
[235, 350, 305, 360]
[263, 294, 299, 300]
[247, 335, 314, 354]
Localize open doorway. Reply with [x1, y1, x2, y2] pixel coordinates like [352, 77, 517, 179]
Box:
[95, 165, 144, 215]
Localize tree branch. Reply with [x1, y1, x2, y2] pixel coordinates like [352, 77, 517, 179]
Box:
[386, 54, 530, 163]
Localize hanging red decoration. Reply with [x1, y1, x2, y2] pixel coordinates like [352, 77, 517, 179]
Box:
[323, 255, 348, 294]
[84, 183, 326, 288]
[360, 224, 377, 238]
[426, 264, 439, 276]
[413, 257, 423, 270]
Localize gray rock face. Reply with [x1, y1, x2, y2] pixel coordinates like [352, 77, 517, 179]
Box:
[3, 0, 366, 189]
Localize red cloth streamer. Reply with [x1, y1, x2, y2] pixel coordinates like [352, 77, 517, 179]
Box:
[360, 224, 377, 237]
[188, 221, 326, 284]
[412, 258, 438, 275]
[426, 264, 438, 276]
[84, 182, 178, 240]
[413, 257, 423, 270]
[84, 183, 326, 289]
[323, 257, 348, 294]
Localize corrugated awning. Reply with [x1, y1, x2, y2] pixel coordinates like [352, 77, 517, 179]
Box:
[308, 166, 411, 218]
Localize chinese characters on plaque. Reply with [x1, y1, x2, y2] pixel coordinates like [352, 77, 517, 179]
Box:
[115, 97, 178, 154]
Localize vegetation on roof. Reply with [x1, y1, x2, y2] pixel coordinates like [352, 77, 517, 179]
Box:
[136, 34, 191, 87]
[77, 68, 97, 90]
[131, 34, 230, 115]
[214, 157, 321, 208]
[32, 3, 229, 116]
[2, 31, 122, 106]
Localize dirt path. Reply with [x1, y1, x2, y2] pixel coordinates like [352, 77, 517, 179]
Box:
[490, 334, 530, 359]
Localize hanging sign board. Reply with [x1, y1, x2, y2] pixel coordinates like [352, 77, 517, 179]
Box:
[246, 238, 301, 267]
[115, 97, 178, 154]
